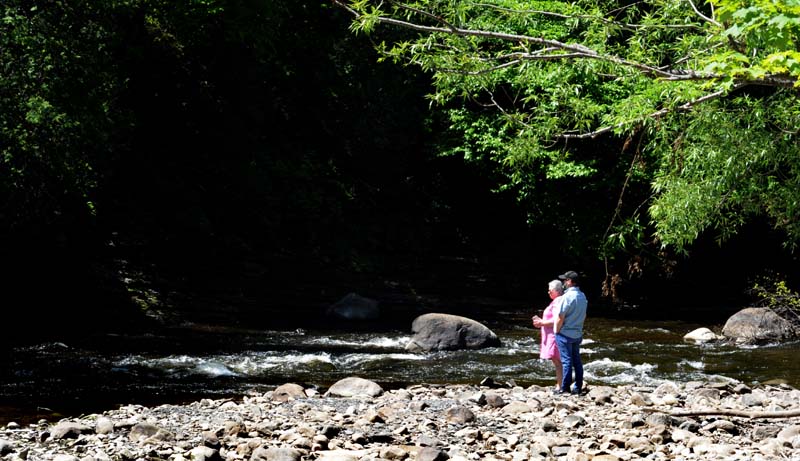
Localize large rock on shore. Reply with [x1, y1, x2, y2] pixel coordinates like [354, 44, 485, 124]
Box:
[405, 313, 501, 352]
[722, 307, 797, 345]
[325, 377, 384, 398]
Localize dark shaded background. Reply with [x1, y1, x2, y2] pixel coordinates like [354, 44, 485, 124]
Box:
[2, 1, 797, 345]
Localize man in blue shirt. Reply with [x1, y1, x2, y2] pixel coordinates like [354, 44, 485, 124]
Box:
[553, 270, 588, 395]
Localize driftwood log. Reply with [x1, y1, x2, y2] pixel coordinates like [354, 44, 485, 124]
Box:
[643, 408, 800, 419]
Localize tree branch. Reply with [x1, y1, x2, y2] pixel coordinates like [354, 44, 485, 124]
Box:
[440, 59, 522, 75]
[332, 0, 705, 80]
[560, 84, 747, 140]
[474, 3, 704, 31]
[334, 0, 799, 140]
[648, 408, 800, 419]
[687, 0, 721, 28]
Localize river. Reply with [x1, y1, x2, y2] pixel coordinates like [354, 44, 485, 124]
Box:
[2, 308, 799, 426]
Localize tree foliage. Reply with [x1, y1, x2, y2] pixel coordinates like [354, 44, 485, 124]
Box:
[0, 0, 454, 334]
[1, 1, 123, 238]
[334, 0, 800, 260]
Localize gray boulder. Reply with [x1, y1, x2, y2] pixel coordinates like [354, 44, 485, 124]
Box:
[721, 307, 797, 345]
[251, 447, 303, 461]
[272, 383, 306, 403]
[326, 293, 380, 320]
[325, 377, 384, 398]
[683, 327, 721, 343]
[405, 313, 501, 352]
[49, 422, 92, 440]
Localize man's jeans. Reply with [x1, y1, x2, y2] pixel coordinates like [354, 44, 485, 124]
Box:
[555, 333, 583, 393]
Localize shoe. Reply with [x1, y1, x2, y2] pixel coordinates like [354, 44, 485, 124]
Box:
[570, 387, 589, 396]
[552, 388, 565, 395]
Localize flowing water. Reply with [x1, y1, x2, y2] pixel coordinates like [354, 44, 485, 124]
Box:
[2, 309, 799, 425]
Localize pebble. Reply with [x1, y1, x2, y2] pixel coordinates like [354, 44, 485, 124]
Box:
[1, 380, 799, 460]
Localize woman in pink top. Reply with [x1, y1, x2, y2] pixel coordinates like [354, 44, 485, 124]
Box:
[532, 279, 563, 390]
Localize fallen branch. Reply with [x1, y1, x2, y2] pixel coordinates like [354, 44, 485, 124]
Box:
[643, 408, 800, 419]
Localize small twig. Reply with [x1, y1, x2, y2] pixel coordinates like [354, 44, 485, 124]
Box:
[473, 3, 702, 31]
[687, 0, 721, 28]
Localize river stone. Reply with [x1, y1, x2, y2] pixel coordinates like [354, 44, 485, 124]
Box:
[380, 446, 409, 460]
[202, 430, 220, 448]
[670, 428, 693, 442]
[53, 455, 80, 461]
[653, 381, 680, 396]
[325, 377, 384, 398]
[326, 450, 371, 461]
[587, 386, 613, 403]
[129, 422, 174, 442]
[702, 419, 737, 434]
[687, 436, 714, 453]
[326, 293, 380, 320]
[190, 445, 220, 461]
[409, 401, 428, 411]
[759, 439, 786, 457]
[417, 447, 449, 461]
[563, 415, 585, 428]
[741, 391, 767, 407]
[0, 440, 12, 455]
[592, 456, 621, 461]
[417, 435, 442, 447]
[464, 391, 486, 405]
[541, 419, 557, 432]
[678, 420, 700, 432]
[251, 447, 303, 461]
[624, 436, 653, 454]
[502, 401, 534, 415]
[629, 392, 651, 406]
[645, 413, 675, 427]
[693, 388, 721, 401]
[721, 307, 797, 344]
[405, 313, 501, 352]
[683, 327, 720, 343]
[445, 406, 475, 424]
[272, 383, 306, 403]
[485, 393, 505, 408]
[95, 416, 114, 435]
[731, 383, 752, 394]
[50, 422, 93, 440]
[778, 424, 800, 443]
[751, 425, 781, 440]
[623, 414, 645, 428]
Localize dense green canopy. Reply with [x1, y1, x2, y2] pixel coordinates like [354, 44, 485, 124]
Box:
[335, 0, 800, 257]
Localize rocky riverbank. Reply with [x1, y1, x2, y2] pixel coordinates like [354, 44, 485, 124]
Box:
[1, 378, 799, 461]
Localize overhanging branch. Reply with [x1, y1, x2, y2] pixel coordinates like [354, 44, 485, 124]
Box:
[333, 0, 799, 141]
[332, 0, 706, 80]
[561, 84, 746, 140]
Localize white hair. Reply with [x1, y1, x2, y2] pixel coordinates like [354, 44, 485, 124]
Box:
[548, 279, 564, 294]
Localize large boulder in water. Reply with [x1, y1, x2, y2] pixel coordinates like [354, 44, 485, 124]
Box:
[406, 313, 501, 352]
[721, 307, 797, 345]
[326, 293, 380, 320]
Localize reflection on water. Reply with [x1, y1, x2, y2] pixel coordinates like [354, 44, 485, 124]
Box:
[2, 313, 799, 424]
